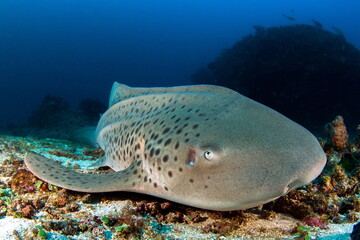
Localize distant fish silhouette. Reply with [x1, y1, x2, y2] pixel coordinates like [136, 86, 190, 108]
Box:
[281, 14, 296, 21]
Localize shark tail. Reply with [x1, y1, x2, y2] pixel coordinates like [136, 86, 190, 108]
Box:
[24, 153, 135, 193]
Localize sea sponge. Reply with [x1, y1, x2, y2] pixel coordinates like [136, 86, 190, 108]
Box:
[325, 116, 349, 150]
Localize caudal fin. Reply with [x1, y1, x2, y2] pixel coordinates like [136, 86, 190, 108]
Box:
[24, 153, 135, 193]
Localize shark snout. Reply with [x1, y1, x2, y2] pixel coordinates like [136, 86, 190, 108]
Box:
[286, 151, 327, 193]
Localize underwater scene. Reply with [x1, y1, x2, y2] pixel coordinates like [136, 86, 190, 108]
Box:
[0, 0, 360, 239]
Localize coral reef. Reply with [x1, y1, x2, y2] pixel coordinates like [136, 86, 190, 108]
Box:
[5, 95, 106, 141]
[24, 95, 90, 140]
[28, 95, 71, 128]
[79, 98, 107, 124]
[0, 117, 359, 239]
[192, 24, 360, 131]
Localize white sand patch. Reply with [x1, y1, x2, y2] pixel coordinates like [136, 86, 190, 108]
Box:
[311, 222, 358, 240]
[0, 217, 36, 240]
[79, 200, 135, 217]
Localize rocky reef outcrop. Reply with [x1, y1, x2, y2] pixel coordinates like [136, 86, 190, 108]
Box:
[192, 24, 360, 132]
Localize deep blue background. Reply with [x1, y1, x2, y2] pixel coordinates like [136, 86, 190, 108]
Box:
[1, 0, 359, 126]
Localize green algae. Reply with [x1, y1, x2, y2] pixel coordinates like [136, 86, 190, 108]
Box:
[115, 223, 130, 232]
[36, 180, 43, 189]
[35, 225, 48, 239]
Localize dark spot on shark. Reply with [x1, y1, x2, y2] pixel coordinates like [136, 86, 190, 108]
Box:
[162, 127, 170, 134]
[164, 138, 172, 146]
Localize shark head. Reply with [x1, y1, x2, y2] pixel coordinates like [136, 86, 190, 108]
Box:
[146, 94, 326, 210]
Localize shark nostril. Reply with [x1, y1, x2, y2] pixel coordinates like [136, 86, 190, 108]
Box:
[186, 147, 197, 167]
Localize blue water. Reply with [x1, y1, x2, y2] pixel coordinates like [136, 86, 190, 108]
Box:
[0, 0, 359, 126]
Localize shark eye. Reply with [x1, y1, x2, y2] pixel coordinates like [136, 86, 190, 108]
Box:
[204, 151, 214, 160]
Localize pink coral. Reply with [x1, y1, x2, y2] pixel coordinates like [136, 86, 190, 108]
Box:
[302, 217, 328, 229]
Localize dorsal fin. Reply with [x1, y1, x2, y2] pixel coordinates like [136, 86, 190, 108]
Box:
[109, 82, 131, 107]
[108, 81, 238, 107]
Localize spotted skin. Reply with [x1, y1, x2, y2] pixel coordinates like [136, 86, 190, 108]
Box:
[25, 82, 326, 211]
